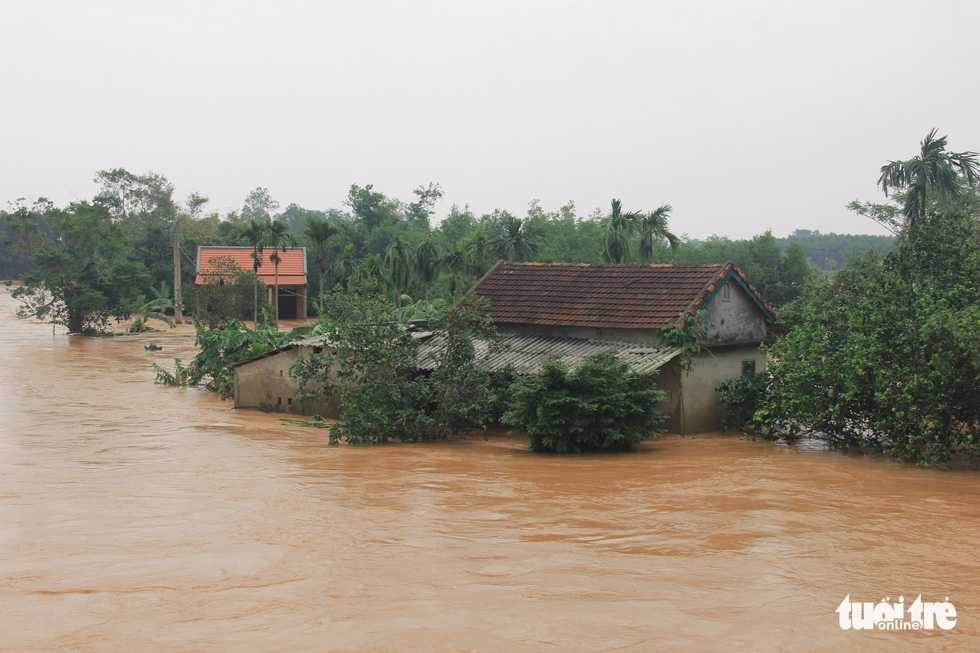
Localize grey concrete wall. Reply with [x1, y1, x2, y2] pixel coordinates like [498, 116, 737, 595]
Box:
[675, 344, 766, 434]
[700, 279, 767, 345]
[233, 347, 338, 417]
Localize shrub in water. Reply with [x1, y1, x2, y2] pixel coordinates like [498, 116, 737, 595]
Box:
[503, 349, 667, 453]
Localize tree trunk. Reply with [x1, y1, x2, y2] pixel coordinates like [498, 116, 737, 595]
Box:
[274, 263, 280, 329]
[172, 236, 182, 324]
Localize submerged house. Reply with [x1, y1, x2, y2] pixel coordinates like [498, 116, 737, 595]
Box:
[229, 335, 338, 417]
[230, 260, 776, 435]
[195, 246, 309, 320]
[437, 260, 777, 434]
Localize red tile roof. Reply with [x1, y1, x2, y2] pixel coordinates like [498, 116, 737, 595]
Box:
[466, 261, 774, 329]
[195, 246, 307, 286]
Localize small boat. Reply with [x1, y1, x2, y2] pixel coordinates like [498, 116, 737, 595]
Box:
[145, 343, 163, 351]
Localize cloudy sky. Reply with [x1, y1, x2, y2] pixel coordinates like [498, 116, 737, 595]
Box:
[3, 0, 979, 239]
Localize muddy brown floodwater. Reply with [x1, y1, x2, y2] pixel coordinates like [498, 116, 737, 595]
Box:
[0, 289, 978, 652]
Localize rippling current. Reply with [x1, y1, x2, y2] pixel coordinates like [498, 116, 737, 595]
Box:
[0, 289, 977, 651]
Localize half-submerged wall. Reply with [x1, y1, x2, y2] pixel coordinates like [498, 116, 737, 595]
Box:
[233, 346, 338, 417]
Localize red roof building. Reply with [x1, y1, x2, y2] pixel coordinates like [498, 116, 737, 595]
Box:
[195, 246, 307, 286]
[195, 246, 309, 320]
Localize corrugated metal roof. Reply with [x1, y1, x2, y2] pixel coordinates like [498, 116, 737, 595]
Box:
[417, 333, 679, 375]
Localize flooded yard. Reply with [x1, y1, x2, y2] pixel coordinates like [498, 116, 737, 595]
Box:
[1, 289, 978, 651]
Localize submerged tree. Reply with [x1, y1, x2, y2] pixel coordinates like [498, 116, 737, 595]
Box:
[731, 132, 980, 465]
[8, 200, 150, 333]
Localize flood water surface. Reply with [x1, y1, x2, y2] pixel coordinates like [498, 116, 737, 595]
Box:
[1, 290, 978, 651]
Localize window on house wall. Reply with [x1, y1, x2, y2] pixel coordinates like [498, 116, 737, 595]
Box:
[741, 360, 756, 377]
[722, 283, 731, 302]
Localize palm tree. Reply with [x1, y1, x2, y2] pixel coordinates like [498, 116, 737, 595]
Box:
[303, 216, 341, 299]
[239, 218, 269, 324]
[333, 243, 358, 293]
[601, 199, 639, 264]
[385, 236, 411, 309]
[357, 253, 389, 291]
[638, 203, 679, 263]
[267, 219, 297, 328]
[494, 216, 543, 262]
[442, 241, 467, 298]
[879, 128, 980, 228]
[414, 234, 441, 309]
[462, 229, 494, 278]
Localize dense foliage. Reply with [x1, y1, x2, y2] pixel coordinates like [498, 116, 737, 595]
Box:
[155, 317, 307, 397]
[3, 166, 893, 335]
[727, 132, 980, 465]
[503, 350, 667, 453]
[290, 285, 500, 444]
[7, 200, 150, 333]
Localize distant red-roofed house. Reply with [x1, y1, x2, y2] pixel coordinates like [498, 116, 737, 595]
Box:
[461, 261, 777, 434]
[195, 246, 309, 320]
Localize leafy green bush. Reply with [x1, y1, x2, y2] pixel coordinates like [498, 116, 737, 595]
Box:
[503, 350, 667, 453]
[752, 208, 980, 464]
[155, 315, 304, 397]
[716, 371, 768, 434]
[291, 285, 500, 444]
[182, 257, 271, 328]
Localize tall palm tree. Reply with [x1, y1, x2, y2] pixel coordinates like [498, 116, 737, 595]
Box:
[358, 253, 389, 290]
[601, 199, 639, 264]
[239, 218, 269, 324]
[333, 243, 358, 293]
[442, 241, 467, 298]
[638, 203, 679, 263]
[267, 219, 297, 328]
[879, 128, 980, 228]
[494, 216, 543, 262]
[303, 216, 340, 299]
[385, 236, 411, 309]
[461, 229, 494, 278]
[414, 234, 441, 309]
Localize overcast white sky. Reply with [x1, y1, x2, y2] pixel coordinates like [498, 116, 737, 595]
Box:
[3, 0, 979, 239]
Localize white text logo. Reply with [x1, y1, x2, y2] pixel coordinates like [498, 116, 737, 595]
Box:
[837, 595, 956, 630]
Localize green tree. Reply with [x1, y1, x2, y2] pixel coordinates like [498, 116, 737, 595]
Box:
[333, 243, 359, 293]
[638, 203, 678, 263]
[407, 182, 444, 227]
[385, 236, 411, 309]
[601, 199, 639, 263]
[9, 201, 150, 333]
[413, 234, 442, 308]
[739, 135, 980, 465]
[239, 218, 269, 324]
[291, 286, 500, 443]
[493, 215, 542, 262]
[879, 128, 980, 228]
[267, 219, 297, 327]
[303, 216, 341, 303]
[241, 187, 280, 220]
[461, 229, 495, 278]
[503, 350, 667, 453]
[442, 241, 468, 298]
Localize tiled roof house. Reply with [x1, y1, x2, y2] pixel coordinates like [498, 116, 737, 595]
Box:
[457, 261, 776, 435]
[195, 246, 309, 320]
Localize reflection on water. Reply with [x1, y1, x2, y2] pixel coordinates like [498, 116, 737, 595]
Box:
[0, 289, 977, 651]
